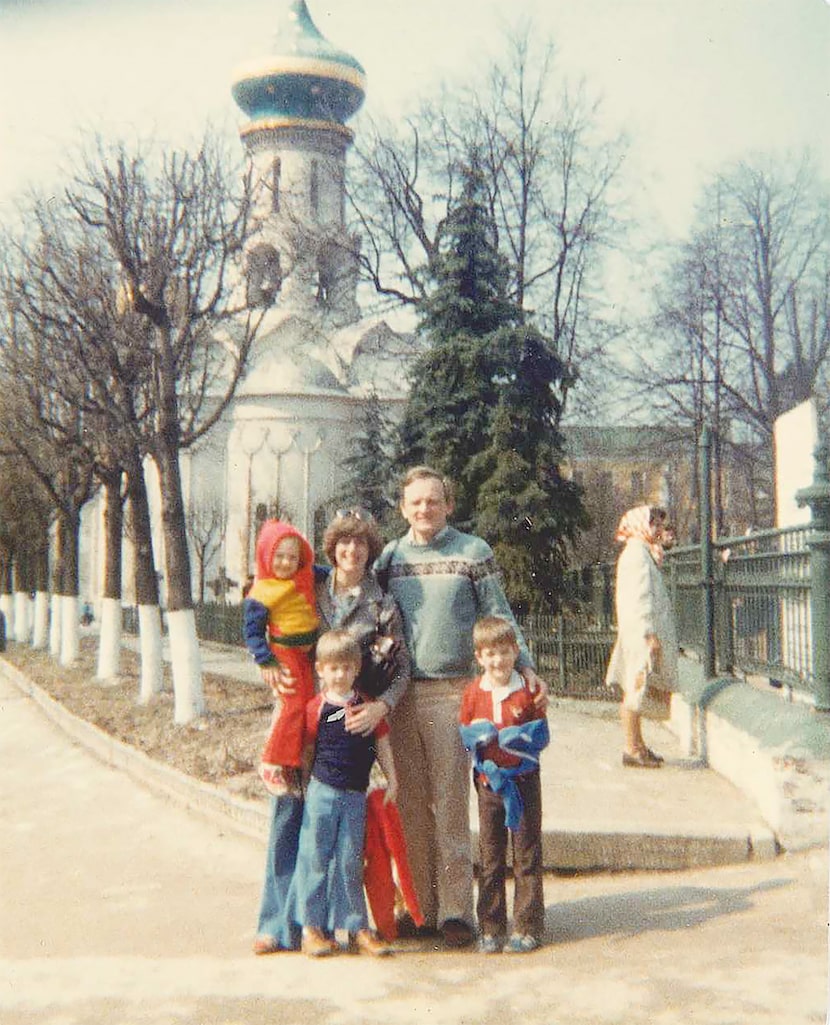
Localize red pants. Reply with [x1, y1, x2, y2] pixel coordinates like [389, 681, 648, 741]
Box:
[363, 789, 424, 940]
[260, 645, 314, 769]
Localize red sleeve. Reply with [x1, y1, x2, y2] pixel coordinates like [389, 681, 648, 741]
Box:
[459, 679, 480, 726]
[373, 717, 390, 740]
[305, 694, 322, 743]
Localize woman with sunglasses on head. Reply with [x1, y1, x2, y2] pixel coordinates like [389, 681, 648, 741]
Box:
[315, 508, 410, 736]
[252, 507, 411, 956]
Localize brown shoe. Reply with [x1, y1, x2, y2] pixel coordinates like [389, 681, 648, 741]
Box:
[354, 929, 393, 957]
[622, 751, 662, 769]
[252, 934, 281, 955]
[302, 927, 337, 958]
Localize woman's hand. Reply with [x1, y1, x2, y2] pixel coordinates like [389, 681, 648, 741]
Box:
[521, 667, 550, 714]
[260, 663, 297, 697]
[383, 777, 398, 805]
[345, 699, 389, 737]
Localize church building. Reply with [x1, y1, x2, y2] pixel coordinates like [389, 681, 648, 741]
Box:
[81, 0, 416, 608]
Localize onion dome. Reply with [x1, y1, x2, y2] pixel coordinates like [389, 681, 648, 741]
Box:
[231, 0, 366, 133]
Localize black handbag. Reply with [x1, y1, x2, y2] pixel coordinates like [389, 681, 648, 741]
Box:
[359, 602, 400, 698]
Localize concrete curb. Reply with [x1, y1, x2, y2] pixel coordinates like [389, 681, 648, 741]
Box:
[671, 659, 830, 851]
[2, 657, 777, 872]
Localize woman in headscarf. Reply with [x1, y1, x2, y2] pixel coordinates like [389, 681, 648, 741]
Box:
[605, 505, 678, 768]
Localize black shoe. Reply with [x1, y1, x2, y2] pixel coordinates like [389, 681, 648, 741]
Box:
[395, 913, 437, 939]
[441, 918, 474, 948]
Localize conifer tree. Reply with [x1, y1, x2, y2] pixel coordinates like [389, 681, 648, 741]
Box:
[339, 390, 397, 526]
[398, 155, 588, 609]
[473, 330, 588, 613]
[398, 153, 519, 527]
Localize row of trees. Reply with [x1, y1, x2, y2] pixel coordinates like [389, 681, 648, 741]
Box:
[0, 134, 261, 721]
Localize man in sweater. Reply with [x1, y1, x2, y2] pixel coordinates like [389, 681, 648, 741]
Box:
[376, 465, 546, 948]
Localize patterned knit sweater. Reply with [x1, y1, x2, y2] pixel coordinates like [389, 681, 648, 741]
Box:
[375, 526, 533, 680]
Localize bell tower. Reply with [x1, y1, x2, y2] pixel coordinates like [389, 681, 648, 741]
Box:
[230, 0, 364, 326]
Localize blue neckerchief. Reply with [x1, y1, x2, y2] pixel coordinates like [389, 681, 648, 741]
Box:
[459, 718, 550, 830]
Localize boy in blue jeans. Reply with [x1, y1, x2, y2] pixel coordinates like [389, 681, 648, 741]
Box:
[290, 629, 398, 957]
[459, 616, 550, 953]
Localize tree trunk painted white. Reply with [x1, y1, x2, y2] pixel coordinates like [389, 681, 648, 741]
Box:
[138, 604, 165, 704]
[13, 591, 31, 643]
[1, 593, 14, 641]
[59, 594, 80, 666]
[96, 597, 122, 681]
[32, 591, 49, 649]
[49, 594, 61, 657]
[167, 608, 205, 724]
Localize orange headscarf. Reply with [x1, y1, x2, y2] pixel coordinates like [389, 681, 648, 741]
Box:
[614, 505, 665, 566]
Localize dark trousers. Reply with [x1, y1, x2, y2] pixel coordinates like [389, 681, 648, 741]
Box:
[474, 770, 544, 939]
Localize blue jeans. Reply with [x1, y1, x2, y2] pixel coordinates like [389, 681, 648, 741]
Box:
[290, 777, 368, 934]
[256, 794, 304, 949]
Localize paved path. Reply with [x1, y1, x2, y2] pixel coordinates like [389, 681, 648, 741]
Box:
[1, 673, 827, 1025]
[124, 635, 777, 870]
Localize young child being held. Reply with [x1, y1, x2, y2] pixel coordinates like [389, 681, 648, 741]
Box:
[243, 519, 320, 797]
[459, 616, 550, 954]
[289, 629, 398, 958]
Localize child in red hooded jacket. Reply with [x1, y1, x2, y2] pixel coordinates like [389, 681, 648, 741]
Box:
[244, 520, 320, 796]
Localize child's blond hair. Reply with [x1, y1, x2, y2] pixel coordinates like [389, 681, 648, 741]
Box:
[473, 616, 519, 652]
[315, 628, 362, 667]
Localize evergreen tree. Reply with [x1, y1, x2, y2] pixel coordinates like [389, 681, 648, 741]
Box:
[473, 330, 588, 614]
[398, 154, 588, 608]
[339, 390, 397, 526]
[398, 153, 519, 526]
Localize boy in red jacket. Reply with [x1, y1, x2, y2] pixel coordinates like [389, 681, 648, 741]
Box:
[459, 616, 550, 954]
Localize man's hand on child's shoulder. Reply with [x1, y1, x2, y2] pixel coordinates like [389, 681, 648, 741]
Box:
[520, 668, 549, 714]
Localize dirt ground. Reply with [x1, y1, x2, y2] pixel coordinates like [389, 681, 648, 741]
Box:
[2, 636, 271, 803]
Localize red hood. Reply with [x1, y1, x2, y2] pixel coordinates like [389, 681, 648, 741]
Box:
[254, 520, 315, 606]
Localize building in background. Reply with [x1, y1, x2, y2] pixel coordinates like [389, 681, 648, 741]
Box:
[80, 0, 417, 609]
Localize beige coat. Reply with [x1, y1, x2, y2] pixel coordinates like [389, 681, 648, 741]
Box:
[605, 538, 678, 713]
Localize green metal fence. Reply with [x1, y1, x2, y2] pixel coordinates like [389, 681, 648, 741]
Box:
[120, 521, 814, 702]
[665, 526, 812, 692]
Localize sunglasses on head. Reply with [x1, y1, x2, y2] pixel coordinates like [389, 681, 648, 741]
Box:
[335, 507, 373, 522]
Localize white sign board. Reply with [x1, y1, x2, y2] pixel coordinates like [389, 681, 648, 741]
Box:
[774, 399, 818, 527]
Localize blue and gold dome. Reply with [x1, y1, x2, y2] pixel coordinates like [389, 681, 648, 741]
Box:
[231, 0, 366, 133]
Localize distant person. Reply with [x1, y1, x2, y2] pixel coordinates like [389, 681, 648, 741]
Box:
[289, 629, 397, 958]
[243, 520, 319, 797]
[376, 465, 547, 948]
[459, 617, 550, 954]
[605, 505, 678, 768]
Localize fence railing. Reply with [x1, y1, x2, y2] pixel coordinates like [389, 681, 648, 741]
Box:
[120, 520, 816, 703]
[665, 527, 813, 692]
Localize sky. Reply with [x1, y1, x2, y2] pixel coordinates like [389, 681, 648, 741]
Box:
[0, 0, 828, 237]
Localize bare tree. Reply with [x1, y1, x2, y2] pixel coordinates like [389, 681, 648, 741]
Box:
[623, 154, 829, 528]
[348, 27, 627, 414]
[60, 134, 260, 722]
[186, 501, 226, 605]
